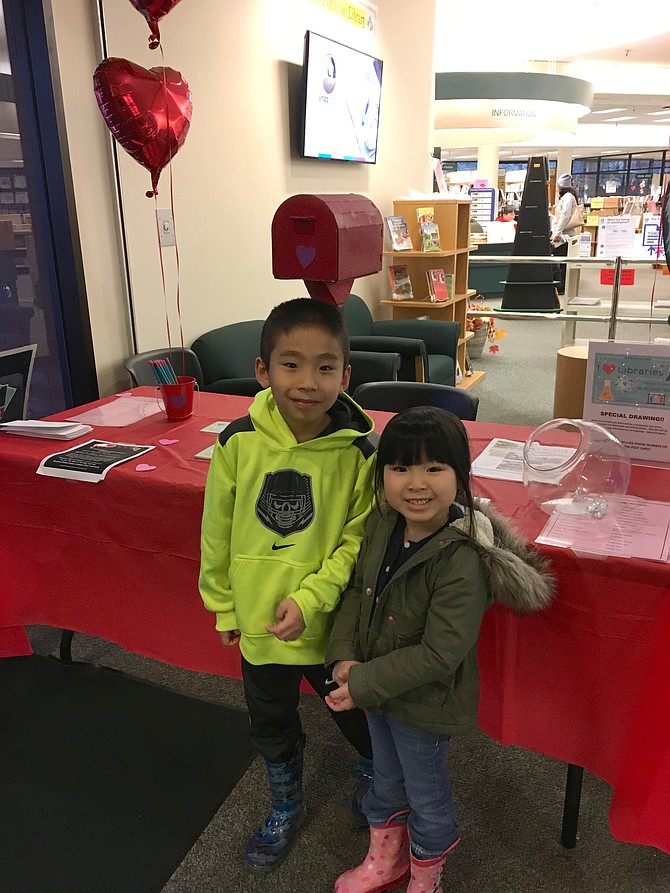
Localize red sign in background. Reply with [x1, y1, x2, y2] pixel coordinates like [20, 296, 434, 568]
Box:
[600, 268, 636, 285]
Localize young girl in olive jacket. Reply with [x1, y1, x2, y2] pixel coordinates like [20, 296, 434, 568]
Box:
[326, 407, 554, 893]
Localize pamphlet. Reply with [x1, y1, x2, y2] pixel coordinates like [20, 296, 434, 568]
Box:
[0, 420, 93, 440]
[194, 443, 216, 461]
[471, 438, 576, 483]
[36, 440, 155, 483]
[536, 495, 670, 562]
[200, 421, 230, 434]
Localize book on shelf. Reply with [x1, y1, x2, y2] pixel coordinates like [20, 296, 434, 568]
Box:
[388, 264, 414, 300]
[426, 268, 450, 303]
[416, 206, 435, 227]
[420, 222, 441, 252]
[385, 215, 413, 251]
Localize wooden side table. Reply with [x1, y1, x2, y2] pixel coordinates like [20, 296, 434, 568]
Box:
[553, 344, 589, 419]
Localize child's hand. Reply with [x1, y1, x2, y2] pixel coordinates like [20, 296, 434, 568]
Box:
[325, 682, 355, 712]
[266, 597, 306, 641]
[220, 629, 241, 646]
[333, 660, 359, 685]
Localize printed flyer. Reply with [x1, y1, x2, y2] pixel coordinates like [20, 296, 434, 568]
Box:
[583, 341, 670, 464]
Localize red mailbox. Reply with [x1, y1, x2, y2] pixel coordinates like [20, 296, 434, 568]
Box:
[271, 193, 383, 304]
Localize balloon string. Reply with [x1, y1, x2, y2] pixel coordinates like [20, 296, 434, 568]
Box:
[154, 193, 172, 350]
[157, 45, 186, 374]
[168, 159, 186, 374]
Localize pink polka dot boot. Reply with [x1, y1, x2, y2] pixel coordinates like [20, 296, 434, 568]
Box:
[333, 811, 410, 893]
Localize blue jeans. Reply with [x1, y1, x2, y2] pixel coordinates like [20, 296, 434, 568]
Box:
[362, 711, 460, 857]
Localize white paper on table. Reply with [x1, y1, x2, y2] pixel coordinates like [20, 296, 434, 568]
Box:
[66, 396, 163, 427]
[536, 495, 670, 562]
[471, 438, 576, 482]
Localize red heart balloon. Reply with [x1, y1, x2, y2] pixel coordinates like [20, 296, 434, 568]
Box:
[128, 0, 183, 49]
[93, 58, 192, 198]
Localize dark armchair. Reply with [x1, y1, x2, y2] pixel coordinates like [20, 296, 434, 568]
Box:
[191, 320, 264, 396]
[124, 347, 204, 388]
[343, 294, 461, 386]
[191, 320, 401, 397]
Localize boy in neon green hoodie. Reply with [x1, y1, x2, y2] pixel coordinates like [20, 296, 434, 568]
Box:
[199, 298, 375, 872]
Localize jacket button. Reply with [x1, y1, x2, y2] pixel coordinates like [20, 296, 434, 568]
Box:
[365, 587, 372, 596]
[386, 615, 394, 622]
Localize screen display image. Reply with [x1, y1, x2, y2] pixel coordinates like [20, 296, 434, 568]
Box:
[301, 31, 383, 163]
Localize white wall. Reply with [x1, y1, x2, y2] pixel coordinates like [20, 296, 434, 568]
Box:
[49, 0, 437, 396]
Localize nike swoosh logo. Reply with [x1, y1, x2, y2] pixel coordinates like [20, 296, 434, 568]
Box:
[272, 543, 295, 550]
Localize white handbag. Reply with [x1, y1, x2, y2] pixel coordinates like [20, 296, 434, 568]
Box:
[566, 203, 585, 229]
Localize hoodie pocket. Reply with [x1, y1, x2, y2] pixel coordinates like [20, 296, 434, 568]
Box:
[229, 553, 324, 639]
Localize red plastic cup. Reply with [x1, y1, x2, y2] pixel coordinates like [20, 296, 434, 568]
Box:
[157, 375, 198, 421]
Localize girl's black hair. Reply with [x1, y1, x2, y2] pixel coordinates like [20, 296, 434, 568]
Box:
[374, 406, 477, 537]
[558, 185, 579, 200]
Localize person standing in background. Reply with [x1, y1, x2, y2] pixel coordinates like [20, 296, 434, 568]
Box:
[551, 173, 580, 295]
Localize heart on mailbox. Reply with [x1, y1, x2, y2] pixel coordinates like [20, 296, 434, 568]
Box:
[602, 363, 616, 375]
[136, 463, 157, 472]
[158, 438, 179, 445]
[296, 245, 317, 268]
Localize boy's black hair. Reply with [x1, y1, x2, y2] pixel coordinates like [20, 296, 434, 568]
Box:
[374, 406, 477, 537]
[260, 298, 350, 368]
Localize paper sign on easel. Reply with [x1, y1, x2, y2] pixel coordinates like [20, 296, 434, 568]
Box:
[583, 340, 670, 464]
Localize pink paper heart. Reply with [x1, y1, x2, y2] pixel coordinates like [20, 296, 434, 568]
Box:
[135, 463, 157, 472]
[602, 363, 616, 375]
[158, 438, 179, 445]
[296, 244, 317, 268]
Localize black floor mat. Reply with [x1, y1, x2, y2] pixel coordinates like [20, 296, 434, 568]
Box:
[0, 654, 254, 893]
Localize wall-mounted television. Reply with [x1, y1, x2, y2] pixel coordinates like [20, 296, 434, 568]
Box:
[300, 30, 383, 164]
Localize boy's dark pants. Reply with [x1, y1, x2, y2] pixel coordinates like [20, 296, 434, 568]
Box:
[241, 657, 372, 762]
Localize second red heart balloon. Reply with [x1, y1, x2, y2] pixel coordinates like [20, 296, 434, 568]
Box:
[127, 0, 183, 49]
[93, 57, 192, 197]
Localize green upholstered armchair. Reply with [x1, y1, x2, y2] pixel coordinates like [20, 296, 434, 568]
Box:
[190, 319, 401, 397]
[191, 320, 264, 396]
[343, 294, 461, 386]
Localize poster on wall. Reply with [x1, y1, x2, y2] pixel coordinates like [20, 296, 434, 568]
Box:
[583, 341, 670, 465]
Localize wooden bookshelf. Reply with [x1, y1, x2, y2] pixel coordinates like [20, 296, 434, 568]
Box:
[382, 196, 482, 388]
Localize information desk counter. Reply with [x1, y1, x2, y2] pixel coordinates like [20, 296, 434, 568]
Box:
[1, 389, 669, 853]
[468, 241, 513, 299]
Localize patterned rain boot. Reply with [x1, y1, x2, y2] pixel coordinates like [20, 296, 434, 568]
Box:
[244, 737, 306, 873]
[341, 756, 374, 831]
[406, 838, 460, 893]
[333, 810, 410, 893]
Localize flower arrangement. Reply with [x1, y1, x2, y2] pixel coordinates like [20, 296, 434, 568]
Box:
[466, 300, 506, 354]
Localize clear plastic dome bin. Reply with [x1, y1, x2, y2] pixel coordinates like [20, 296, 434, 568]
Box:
[522, 419, 631, 518]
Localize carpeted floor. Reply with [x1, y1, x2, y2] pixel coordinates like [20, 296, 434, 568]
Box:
[23, 626, 670, 893]
[0, 651, 254, 893]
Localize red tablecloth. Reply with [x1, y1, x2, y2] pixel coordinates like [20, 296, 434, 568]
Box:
[2, 389, 669, 852]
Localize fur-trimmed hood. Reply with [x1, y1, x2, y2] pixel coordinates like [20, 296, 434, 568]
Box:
[451, 500, 554, 614]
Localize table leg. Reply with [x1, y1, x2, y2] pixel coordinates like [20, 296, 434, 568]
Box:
[60, 629, 75, 663]
[561, 763, 584, 848]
